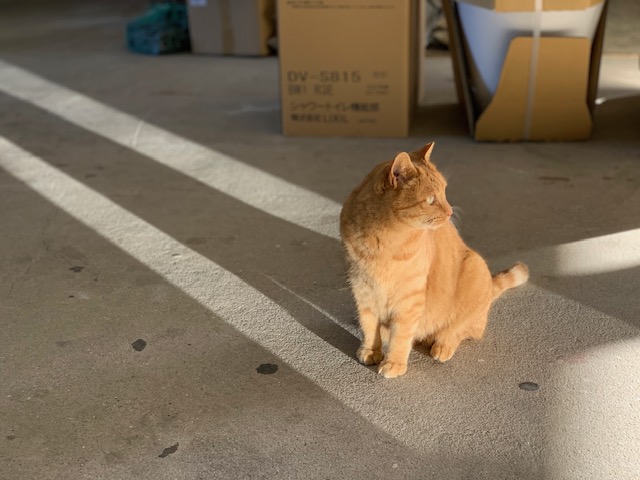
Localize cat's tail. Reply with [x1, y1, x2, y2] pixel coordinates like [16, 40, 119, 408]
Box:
[492, 262, 529, 300]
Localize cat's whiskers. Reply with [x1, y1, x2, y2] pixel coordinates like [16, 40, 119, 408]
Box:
[450, 206, 463, 231]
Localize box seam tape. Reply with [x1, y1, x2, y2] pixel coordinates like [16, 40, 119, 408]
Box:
[523, 0, 542, 140]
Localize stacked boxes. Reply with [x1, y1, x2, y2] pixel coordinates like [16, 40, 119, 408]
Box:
[187, 0, 276, 56]
[186, 0, 609, 140]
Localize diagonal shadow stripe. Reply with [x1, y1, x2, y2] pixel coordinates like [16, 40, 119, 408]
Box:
[0, 90, 359, 359]
[0, 136, 484, 460]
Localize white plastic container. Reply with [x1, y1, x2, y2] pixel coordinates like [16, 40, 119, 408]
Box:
[456, 0, 605, 110]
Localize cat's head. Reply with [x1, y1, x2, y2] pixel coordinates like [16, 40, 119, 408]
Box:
[378, 142, 453, 230]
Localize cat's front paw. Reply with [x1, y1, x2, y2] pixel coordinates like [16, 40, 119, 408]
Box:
[357, 347, 383, 365]
[377, 361, 407, 378]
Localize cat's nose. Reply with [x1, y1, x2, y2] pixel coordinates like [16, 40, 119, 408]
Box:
[446, 207, 454, 217]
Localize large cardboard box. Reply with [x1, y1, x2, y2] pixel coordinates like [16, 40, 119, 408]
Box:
[278, 0, 423, 137]
[443, 0, 608, 141]
[187, 0, 275, 56]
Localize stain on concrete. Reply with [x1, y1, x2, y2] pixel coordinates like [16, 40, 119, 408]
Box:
[55, 340, 72, 347]
[105, 451, 125, 464]
[162, 327, 185, 339]
[6, 435, 16, 441]
[84, 173, 96, 179]
[186, 237, 207, 245]
[69, 266, 84, 273]
[158, 443, 179, 458]
[222, 235, 238, 245]
[539, 176, 570, 182]
[290, 239, 309, 251]
[60, 246, 87, 262]
[33, 389, 49, 399]
[256, 363, 278, 375]
[519, 382, 539, 391]
[132, 339, 147, 351]
[68, 295, 75, 298]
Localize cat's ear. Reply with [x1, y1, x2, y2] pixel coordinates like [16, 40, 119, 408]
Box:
[418, 142, 435, 163]
[388, 152, 417, 188]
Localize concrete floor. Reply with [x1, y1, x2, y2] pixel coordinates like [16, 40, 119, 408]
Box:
[1, 1, 639, 479]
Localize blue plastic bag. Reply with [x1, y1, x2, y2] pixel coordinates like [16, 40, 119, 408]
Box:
[127, 3, 190, 55]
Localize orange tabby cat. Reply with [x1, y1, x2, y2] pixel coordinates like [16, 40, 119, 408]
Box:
[340, 142, 528, 378]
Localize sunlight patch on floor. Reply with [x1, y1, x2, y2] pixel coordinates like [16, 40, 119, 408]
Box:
[0, 60, 342, 240]
[552, 228, 640, 275]
[509, 228, 640, 278]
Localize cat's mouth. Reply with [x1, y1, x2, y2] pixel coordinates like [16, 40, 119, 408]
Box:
[423, 217, 448, 230]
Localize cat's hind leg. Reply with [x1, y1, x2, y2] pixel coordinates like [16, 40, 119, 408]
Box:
[430, 308, 490, 362]
[430, 329, 463, 362]
[467, 311, 489, 340]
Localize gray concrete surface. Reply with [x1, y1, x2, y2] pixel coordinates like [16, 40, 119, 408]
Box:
[1, 1, 639, 479]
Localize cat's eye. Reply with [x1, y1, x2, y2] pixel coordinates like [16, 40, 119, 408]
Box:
[426, 195, 436, 205]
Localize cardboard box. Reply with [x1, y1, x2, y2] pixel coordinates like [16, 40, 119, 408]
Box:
[187, 0, 275, 56]
[278, 0, 424, 137]
[443, 0, 608, 141]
